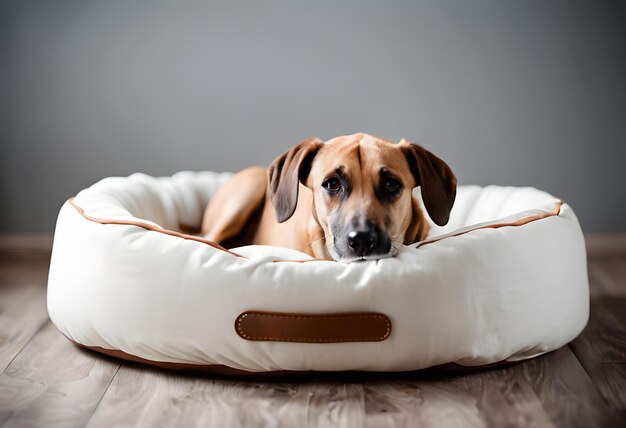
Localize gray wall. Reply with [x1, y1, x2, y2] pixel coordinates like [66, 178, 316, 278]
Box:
[1, 0, 625, 232]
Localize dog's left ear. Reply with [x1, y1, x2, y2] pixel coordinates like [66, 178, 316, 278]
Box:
[400, 140, 457, 226]
[268, 137, 323, 223]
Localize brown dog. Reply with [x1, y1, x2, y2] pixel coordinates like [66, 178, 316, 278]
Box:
[201, 133, 456, 262]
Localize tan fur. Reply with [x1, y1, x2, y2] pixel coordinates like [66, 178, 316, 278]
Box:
[201, 133, 455, 261]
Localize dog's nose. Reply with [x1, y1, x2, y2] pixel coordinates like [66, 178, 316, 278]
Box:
[347, 230, 377, 253]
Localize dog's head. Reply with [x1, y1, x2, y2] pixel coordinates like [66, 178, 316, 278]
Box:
[268, 133, 456, 262]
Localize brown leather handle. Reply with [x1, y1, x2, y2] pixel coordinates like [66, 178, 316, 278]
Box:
[235, 311, 392, 343]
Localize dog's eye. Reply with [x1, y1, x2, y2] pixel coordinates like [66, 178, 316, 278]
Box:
[322, 178, 342, 192]
[384, 178, 401, 193]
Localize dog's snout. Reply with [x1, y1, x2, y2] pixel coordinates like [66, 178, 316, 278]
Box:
[347, 230, 377, 252]
[340, 221, 391, 260]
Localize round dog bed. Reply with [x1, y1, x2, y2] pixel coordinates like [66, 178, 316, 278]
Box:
[47, 171, 589, 374]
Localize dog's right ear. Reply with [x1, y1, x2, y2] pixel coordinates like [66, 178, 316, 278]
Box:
[268, 137, 323, 223]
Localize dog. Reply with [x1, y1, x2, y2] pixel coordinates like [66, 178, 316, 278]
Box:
[201, 133, 456, 262]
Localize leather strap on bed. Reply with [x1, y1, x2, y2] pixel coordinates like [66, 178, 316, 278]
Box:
[235, 311, 392, 343]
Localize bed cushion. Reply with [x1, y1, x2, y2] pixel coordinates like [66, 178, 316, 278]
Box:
[47, 171, 589, 373]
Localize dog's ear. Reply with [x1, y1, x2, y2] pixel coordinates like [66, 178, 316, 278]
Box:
[268, 137, 323, 223]
[400, 140, 457, 226]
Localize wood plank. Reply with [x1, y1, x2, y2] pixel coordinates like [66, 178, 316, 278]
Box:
[519, 346, 620, 426]
[306, 382, 366, 427]
[0, 234, 53, 254]
[569, 253, 626, 416]
[587, 255, 626, 297]
[87, 366, 376, 427]
[361, 347, 617, 427]
[88, 356, 593, 428]
[0, 323, 120, 428]
[363, 376, 490, 428]
[84, 339, 617, 427]
[0, 282, 48, 374]
[419, 368, 551, 428]
[7, 345, 617, 428]
[0, 252, 50, 289]
[86, 364, 315, 427]
[0, 256, 50, 374]
[89, 363, 501, 428]
[364, 361, 557, 427]
[585, 234, 626, 257]
[569, 295, 626, 416]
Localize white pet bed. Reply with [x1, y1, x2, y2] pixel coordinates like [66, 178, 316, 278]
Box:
[47, 171, 589, 374]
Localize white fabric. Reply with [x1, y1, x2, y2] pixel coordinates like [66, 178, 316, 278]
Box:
[47, 171, 589, 372]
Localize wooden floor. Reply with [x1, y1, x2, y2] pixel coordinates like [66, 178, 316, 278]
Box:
[0, 235, 624, 427]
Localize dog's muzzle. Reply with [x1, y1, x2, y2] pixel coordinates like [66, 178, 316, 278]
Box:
[338, 224, 391, 261]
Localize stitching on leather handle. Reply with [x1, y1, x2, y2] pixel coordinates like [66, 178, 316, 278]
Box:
[235, 311, 392, 343]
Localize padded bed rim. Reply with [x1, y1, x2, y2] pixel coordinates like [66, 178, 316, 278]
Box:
[66, 197, 564, 262]
[74, 340, 517, 377]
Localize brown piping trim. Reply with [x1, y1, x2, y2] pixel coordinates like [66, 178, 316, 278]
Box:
[67, 197, 563, 262]
[416, 201, 563, 249]
[67, 198, 243, 258]
[235, 311, 392, 343]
